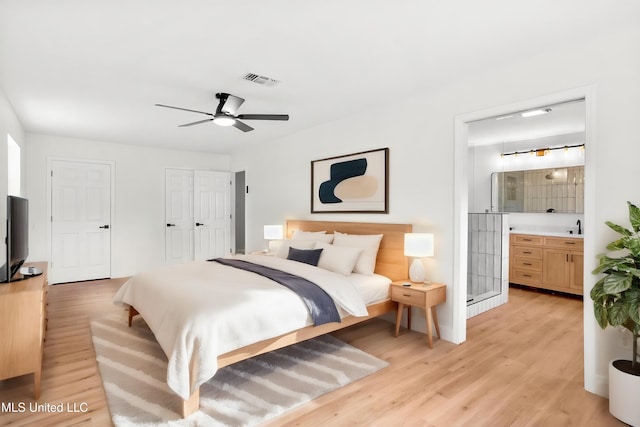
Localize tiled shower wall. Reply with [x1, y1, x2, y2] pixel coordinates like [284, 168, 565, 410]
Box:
[467, 213, 510, 318]
[523, 166, 584, 212]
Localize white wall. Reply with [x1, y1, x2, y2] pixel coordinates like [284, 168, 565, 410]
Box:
[0, 88, 25, 266]
[232, 25, 640, 397]
[25, 133, 230, 278]
[231, 89, 466, 343]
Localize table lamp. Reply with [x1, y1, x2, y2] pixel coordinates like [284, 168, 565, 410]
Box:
[404, 233, 434, 283]
[263, 225, 284, 253]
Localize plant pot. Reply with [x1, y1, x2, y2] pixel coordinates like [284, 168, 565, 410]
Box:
[609, 359, 640, 426]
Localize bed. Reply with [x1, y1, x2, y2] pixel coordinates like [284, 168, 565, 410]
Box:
[113, 220, 412, 417]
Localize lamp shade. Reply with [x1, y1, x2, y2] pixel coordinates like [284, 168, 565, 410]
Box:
[404, 233, 434, 257]
[263, 225, 284, 240]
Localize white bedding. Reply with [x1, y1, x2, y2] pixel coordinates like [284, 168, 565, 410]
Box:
[112, 254, 387, 400]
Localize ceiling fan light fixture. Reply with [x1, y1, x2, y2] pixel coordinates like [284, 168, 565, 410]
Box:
[156, 92, 288, 133]
[213, 116, 236, 127]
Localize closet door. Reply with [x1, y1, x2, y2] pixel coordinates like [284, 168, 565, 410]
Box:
[194, 171, 231, 260]
[165, 169, 231, 264]
[165, 169, 194, 265]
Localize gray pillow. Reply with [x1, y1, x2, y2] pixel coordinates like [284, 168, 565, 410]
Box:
[287, 247, 324, 266]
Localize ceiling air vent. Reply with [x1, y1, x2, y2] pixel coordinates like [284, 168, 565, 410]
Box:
[242, 73, 280, 87]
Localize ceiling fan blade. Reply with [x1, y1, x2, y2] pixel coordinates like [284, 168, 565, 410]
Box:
[233, 120, 254, 132]
[178, 118, 214, 127]
[156, 104, 214, 117]
[220, 94, 245, 115]
[236, 114, 289, 121]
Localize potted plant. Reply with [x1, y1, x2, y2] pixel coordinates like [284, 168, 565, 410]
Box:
[591, 201, 640, 425]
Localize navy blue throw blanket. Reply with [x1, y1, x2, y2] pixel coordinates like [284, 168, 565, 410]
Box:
[210, 258, 341, 326]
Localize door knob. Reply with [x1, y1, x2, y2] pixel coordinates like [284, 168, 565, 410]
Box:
[195, 222, 204, 227]
[99, 225, 110, 229]
[166, 223, 176, 227]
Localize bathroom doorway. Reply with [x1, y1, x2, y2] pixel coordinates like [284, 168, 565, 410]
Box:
[466, 99, 586, 317]
[452, 86, 596, 344]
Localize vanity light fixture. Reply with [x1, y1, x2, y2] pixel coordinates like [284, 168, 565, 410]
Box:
[500, 143, 584, 158]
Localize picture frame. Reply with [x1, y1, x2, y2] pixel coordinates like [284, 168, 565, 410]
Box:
[311, 148, 389, 213]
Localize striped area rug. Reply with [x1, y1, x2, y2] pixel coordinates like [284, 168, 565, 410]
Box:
[91, 313, 388, 426]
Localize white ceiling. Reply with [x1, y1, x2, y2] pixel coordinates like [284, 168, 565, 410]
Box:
[467, 99, 586, 147]
[0, 1, 637, 154]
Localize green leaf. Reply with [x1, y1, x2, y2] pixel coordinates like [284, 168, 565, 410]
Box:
[592, 256, 636, 275]
[621, 318, 638, 335]
[626, 268, 640, 279]
[626, 236, 640, 258]
[590, 278, 606, 300]
[608, 300, 628, 326]
[606, 238, 627, 251]
[593, 303, 608, 329]
[607, 220, 632, 237]
[624, 288, 640, 325]
[629, 202, 640, 233]
[603, 273, 632, 294]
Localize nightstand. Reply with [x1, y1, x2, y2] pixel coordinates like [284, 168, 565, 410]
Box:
[249, 250, 274, 256]
[390, 280, 446, 348]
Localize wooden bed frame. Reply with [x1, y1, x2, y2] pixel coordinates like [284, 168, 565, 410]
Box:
[129, 220, 412, 417]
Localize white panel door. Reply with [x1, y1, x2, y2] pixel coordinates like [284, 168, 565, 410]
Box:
[165, 169, 194, 265]
[194, 171, 231, 260]
[51, 161, 111, 283]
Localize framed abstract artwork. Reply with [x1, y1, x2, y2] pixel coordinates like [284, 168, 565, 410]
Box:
[311, 148, 389, 213]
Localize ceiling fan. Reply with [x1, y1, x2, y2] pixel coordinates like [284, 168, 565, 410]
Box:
[155, 92, 289, 132]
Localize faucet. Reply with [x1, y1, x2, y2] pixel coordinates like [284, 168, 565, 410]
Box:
[577, 219, 582, 235]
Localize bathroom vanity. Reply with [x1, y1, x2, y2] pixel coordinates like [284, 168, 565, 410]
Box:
[509, 232, 583, 296]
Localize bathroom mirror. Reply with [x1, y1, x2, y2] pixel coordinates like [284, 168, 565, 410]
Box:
[491, 166, 584, 213]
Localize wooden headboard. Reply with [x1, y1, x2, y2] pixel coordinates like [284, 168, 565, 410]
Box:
[285, 220, 412, 281]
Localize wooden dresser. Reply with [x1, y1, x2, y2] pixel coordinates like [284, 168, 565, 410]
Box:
[0, 262, 48, 398]
[510, 234, 583, 295]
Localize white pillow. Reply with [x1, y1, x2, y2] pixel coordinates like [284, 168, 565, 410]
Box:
[291, 230, 334, 243]
[315, 242, 362, 275]
[276, 240, 316, 258]
[333, 231, 383, 275]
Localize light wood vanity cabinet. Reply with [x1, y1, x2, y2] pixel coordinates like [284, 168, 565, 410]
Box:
[510, 234, 543, 287]
[510, 234, 583, 295]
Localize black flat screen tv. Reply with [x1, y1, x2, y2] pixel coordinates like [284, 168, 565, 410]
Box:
[0, 195, 29, 283]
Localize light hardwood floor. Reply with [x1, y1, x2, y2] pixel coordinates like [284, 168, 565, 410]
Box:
[0, 280, 623, 426]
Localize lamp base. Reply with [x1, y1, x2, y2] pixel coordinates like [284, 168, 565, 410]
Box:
[409, 258, 426, 283]
[268, 240, 282, 253]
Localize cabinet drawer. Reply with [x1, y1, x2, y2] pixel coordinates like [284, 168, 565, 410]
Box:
[544, 237, 584, 250]
[512, 269, 542, 285]
[390, 286, 425, 306]
[512, 246, 543, 258]
[511, 234, 543, 245]
[513, 257, 542, 271]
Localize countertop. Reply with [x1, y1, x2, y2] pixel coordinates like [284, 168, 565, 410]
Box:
[510, 230, 584, 239]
